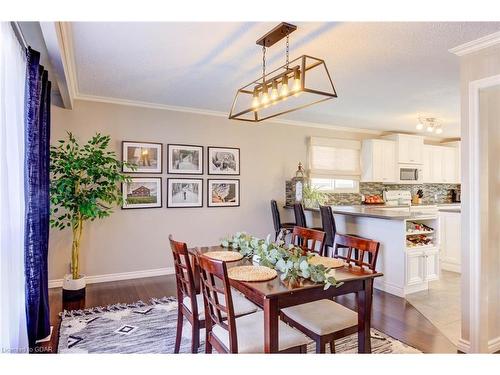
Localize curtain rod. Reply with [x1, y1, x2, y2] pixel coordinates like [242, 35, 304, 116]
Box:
[10, 21, 28, 50]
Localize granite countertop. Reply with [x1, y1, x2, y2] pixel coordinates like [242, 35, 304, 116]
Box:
[329, 206, 438, 220]
[438, 207, 461, 213]
[284, 203, 461, 220]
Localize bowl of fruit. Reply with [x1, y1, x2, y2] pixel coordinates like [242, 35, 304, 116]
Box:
[363, 195, 385, 205]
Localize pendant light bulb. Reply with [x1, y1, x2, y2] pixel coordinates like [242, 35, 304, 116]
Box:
[261, 84, 270, 106]
[271, 80, 279, 101]
[435, 126, 443, 134]
[427, 125, 434, 133]
[252, 88, 260, 110]
[280, 74, 289, 97]
[416, 123, 423, 131]
[293, 68, 301, 93]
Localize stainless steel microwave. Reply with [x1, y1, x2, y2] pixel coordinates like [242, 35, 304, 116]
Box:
[398, 164, 423, 183]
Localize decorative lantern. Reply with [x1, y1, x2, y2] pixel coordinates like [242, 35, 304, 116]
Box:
[293, 162, 306, 203]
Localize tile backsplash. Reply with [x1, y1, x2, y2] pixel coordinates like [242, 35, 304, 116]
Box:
[285, 181, 461, 206]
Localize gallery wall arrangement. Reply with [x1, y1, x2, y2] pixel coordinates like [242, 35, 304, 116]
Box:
[121, 141, 240, 209]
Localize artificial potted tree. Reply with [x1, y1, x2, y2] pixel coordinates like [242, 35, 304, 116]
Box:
[50, 132, 133, 300]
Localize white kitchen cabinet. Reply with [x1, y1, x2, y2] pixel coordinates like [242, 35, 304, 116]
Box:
[430, 146, 443, 182]
[383, 134, 424, 164]
[442, 147, 457, 183]
[405, 247, 440, 291]
[442, 141, 461, 183]
[361, 139, 397, 182]
[423, 145, 459, 183]
[406, 250, 425, 286]
[423, 145, 432, 182]
[424, 249, 440, 281]
[439, 210, 461, 273]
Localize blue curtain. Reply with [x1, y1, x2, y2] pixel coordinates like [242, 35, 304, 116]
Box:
[24, 47, 51, 348]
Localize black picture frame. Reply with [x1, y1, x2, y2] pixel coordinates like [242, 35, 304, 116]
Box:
[121, 177, 162, 209]
[167, 143, 204, 175]
[166, 178, 204, 208]
[207, 146, 240, 175]
[207, 179, 240, 207]
[122, 141, 163, 174]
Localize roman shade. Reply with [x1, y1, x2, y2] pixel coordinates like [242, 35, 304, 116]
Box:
[308, 137, 361, 180]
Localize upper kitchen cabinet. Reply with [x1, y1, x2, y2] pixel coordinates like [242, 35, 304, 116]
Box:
[382, 134, 424, 164]
[442, 141, 461, 184]
[423, 144, 460, 183]
[361, 139, 397, 182]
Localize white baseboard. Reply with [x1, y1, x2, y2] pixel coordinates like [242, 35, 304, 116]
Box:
[374, 279, 405, 298]
[48, 267, 175, 288]
[457, 338, 470, 353]
[441, 261, 461, 273]
[488, 337, 500, 353]
[457, 337, 500, 353]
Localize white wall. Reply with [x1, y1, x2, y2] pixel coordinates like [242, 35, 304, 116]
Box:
[48, 100, 374, 281]
[480, 87, 500, 343]
[458, 43, 500, 352]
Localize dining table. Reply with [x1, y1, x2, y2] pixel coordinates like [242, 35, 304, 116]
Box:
[189, 245, 383, 354]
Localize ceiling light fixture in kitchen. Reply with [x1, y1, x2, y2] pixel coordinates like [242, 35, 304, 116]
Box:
[416, 117, 442, 134]
[229, 22, 337, 122]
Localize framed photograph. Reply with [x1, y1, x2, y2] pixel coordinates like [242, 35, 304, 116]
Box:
[122, 141, 162, 173]
[207, 147, 240, 175]
[167, 144, 203, 174]
[122, 177, 162, 209]
[167, 178, 203, 208]
[207, 179, 240, 207]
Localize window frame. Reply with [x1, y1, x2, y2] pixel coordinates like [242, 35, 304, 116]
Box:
[310, 177, 360, 194]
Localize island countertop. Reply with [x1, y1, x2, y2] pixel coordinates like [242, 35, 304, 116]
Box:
[284, 204, 450, 220]
[329, 206, 438, 220]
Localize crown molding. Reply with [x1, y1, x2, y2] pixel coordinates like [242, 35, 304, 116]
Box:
[57, 22, 79, 99]
[449, 31, 500, 56]
[74, 93, 382, 135]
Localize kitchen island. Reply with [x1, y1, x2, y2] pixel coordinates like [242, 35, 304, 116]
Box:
[290, 205, 443, 297]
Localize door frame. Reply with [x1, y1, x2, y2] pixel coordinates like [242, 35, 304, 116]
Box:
[464, 73, 500, 353]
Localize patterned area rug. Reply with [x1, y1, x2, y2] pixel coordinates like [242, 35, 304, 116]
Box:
[57, 297, 421, 354]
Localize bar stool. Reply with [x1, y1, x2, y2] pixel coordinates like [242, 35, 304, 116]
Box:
[270, 200, 295, 241]
[293, 203, 323, 231]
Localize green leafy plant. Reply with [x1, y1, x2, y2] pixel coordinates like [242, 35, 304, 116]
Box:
[221, 232, 342, 289]
[303, 183, 328, 208]
[50, 132, 134, 280]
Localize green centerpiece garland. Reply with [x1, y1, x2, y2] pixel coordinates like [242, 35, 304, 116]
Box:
[221, 232, 343, 289]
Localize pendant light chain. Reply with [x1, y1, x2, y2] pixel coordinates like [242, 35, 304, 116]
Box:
[262, 45, 266, 85]
[285, 33, 290, 70]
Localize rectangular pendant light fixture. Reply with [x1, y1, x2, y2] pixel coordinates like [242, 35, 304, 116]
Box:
[229, 23, 338, 123]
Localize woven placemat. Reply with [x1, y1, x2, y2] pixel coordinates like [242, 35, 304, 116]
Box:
[308, 256, 345, 269]
[228, 265, 277, 282]
[204, 251, 243, 262]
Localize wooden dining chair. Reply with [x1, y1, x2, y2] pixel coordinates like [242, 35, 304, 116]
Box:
[169, 235, 258, 354]
[332, 233, 380, 272]
[271, 200, 295, 241]
[198, 254, 310, 353]
[291, 226, 326, 256]
[281, 234, 381, 353]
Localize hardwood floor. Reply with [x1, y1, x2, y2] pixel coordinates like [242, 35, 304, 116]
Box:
[40, 275, 457, 354]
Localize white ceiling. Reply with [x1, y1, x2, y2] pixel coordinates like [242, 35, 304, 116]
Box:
[70, 22, 500, 137]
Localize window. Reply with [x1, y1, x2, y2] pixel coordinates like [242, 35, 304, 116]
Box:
[311, 178, 359, 193]
[308, 137, 361, 193]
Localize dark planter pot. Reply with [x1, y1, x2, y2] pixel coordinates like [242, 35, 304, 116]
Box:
[62, 275, 86, 301]
[62, 287, 86, 301]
